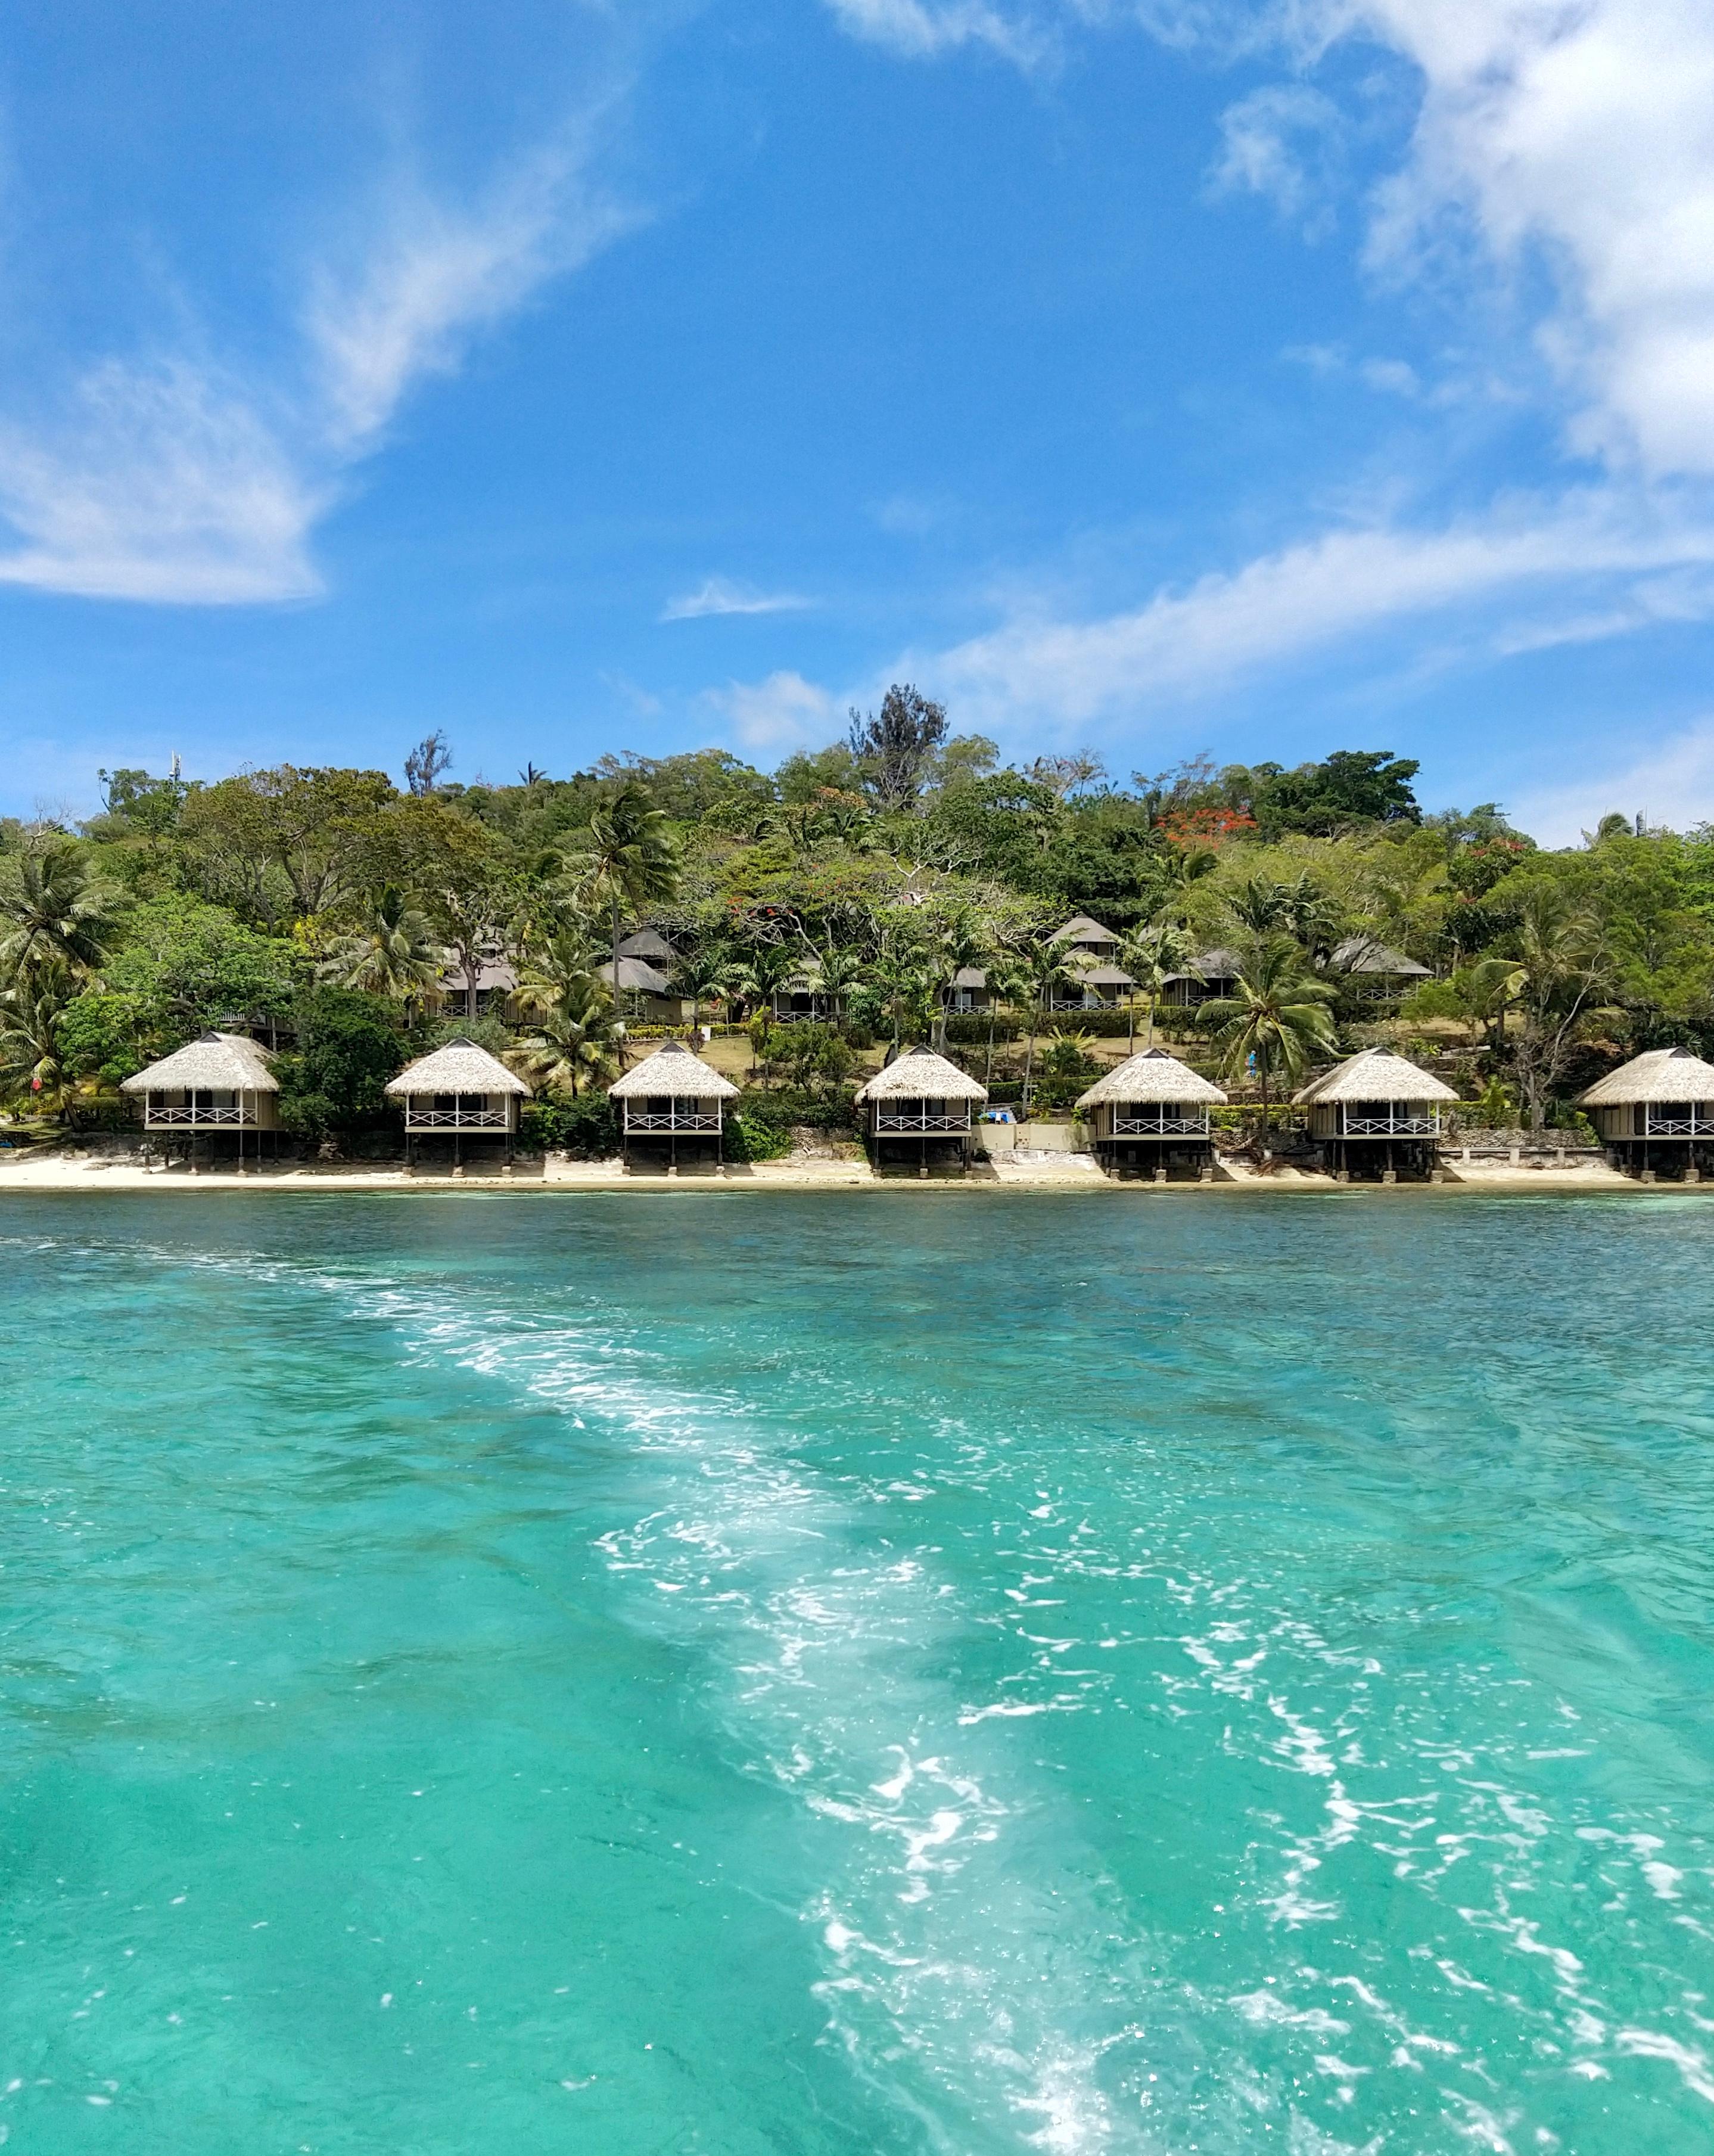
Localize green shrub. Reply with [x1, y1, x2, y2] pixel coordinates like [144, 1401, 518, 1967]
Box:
[277, 987, 405, 1135]
[1398, 980, 1467, 1020]
[521, 1093, 618, 1156]
[735, 1087, 857, 1132]
[724, 1111, 794, 1162]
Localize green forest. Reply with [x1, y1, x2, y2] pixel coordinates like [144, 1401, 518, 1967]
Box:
[5, 684, 1713, 1149]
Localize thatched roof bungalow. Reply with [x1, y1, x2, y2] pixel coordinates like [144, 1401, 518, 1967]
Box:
[1077, 1049, 1226, 1176]
[122, 1033, 280, 1153]
[1329, 934, 1431, 981]
[1295, 1048, 1458, 1179]
[598, 955, 689, 1023]
[608, 1040, 739, 1164]
[617, 928, 674, 962]
[1578, 1048, 1714, 1178]
[855, 1048, 987, 1172]
[1161, 947, 1244, 1007]
[386, 1039, 528, 1161]
[1049, 913, 1121, 952]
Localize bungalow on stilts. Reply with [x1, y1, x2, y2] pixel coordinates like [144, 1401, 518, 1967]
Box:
[854, 1047, 987, 1176]
[1294, 1046, 1458, 1182]
[1076, 1048, 1226, 1181]
[608, 1039, 739, 1172]
[1578, 1047, 1714, 1182]
[386, 1037, 530, 1172]
[121, 1031, 280, 1170]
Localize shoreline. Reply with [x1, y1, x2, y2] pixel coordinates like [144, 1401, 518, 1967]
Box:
[0, 1151, 1693, 1195]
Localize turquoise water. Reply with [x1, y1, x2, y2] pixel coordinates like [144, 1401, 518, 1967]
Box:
[2, 1194, 1713, 2153]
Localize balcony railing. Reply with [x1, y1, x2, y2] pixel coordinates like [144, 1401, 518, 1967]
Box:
[1339, 1113, 1439, 1136]
[1641, 1112, 1714, 1135]
[403, 1107, 510, 1130]
[624, 1111, 722, 1132]
[875, 1111, 971, 1132]
[144, 1104, 259, 1127]
[1111, 1114, 1210, 1136]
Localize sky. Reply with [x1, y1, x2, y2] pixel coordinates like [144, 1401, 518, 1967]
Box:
[4, 1, 1714, 841]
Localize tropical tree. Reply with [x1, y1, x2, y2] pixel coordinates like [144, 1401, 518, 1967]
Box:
[573, 781, 680, 1003]
[1199, 937, 1338, 1129]
[673, 941, 736, 1034]
[318, 886, 442, 1003]
[0, 842, 116, 981]
[1116, 921, 1191, 1050]
[1470, 881, 1613, 1130]
[517, 971, 620, 1097]
[0, 961, 77, 1120]
[924, 908, 991, 1050]
[1006, 936, 1079, 1114]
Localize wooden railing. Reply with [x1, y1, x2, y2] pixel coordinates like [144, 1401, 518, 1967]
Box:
[1111, 1114, 1209, 1136]
[144, 1104, 258, 1127]
[624, 1110, 722, 1132]
[875, 1111, 971, 1132]
[403, 1107, 510, 1130]
[1642, 1111, 1714, 1135]
[1339, 1113, 1439, 1136]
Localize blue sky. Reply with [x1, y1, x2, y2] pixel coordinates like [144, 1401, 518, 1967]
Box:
[5, 0, 1714, 840]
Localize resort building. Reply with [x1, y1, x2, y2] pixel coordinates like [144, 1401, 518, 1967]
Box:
[122, 1031, 281, 1164]
[771, 962, 842, 1024]
[617, 928, 674, 964]
[1049, 913, 1122, 956]
[608, 1040, 739, 1168]
[1076, 1048, 1227, 1179]
[1161, 949, 1243, 1008]
[1327, 936, 1432, 992]
[1578, 1048, 1714, 1180]
[950, 965, 991, 1013]
[385, 1037, 530, 1167]
[432, 956, 521, 1024]
[855, 1047, 988, 1175]
[1294, 1047, 1459, 1180]
[598, 955, 689, 1023]
[1052, 955, 1137, 1012]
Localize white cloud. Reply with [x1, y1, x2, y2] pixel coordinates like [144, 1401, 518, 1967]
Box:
[661, 576, 811, 622]
[821, 0, 1055, 64]
[706, 669, 838, 751]
[0, 138, 633, 604]
[1512, 719, 1714, 846]
[1281, 0, 1714, 479]
[1210, 83, 1346, 231]
[916, 492, 1714, 732]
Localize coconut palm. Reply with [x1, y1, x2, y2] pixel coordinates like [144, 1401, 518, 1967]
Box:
[0, 961, 76, 1120]
[0, 842, 115, 983]
[1116, 922, 1191, 1051]
[517, 924, 605, 1021]
[1470, 881, 1613, 1130]
[1006, 936, 1080, 1114]
[673, 941, 736, 1034]
[573, 782, 680, 1009]
[517, 970, 619, 1097]
[1199, 937, 1338, 1130]
[925, 908, 990, 1050]
[318, 886, 442, 1002]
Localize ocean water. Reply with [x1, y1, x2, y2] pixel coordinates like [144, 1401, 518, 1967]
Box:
[2, 1192, 1712, 2154]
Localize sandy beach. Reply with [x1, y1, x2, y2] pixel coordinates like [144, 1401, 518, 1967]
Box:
[0, 1146, 1676, 1194]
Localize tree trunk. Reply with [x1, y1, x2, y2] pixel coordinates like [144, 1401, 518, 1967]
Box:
[1022, 1008, 1037, 1114]
[984, 1005, 996, 1086]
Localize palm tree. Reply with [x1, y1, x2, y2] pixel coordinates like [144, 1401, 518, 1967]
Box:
[733, 940, 800, 1075]
[0, 961, 77, 1121]
[318, 886, 442, 1004]
[0, 842, 115, 982]
[1116, 922, 1191, 1050]
[574, 782, 680, 1030]
[518, 924, 605, 1021]
[517, 970, 619, 1097]
[1198, 937, 1338, 1133]
[1470, 881, 1612, 1130]
[925, 909, 990, 1050]
[1009, 937, 1078, 1115]
[673, 941, 736, 1035]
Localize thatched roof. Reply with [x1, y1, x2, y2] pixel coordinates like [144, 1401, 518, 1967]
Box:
[598, 956, 673, 996]
[617, 928, 673, 961]
[385, 1039, 529, 1097]
[608, 1040, 739, 1099]
[439, 957, 517, 995]
[1162, 947, 1244, 986]
[1294, 1047, 1459, 1105]
[1050, 913, 1119, 946]
[1578, 1046, 1714, 1107]
[953, 966, 988, 989]
[122, 1031, 279, 1094]
[1330, 934, 1431, 978]
[854, 1046, 988, 1102]
[1077, 1048, 1227, 1111]
[1066, 962, 1136, 988]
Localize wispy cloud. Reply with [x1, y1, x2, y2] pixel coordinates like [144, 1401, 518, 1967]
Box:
[913, 491, 1714, 734]
[1513, 718, 1714, 846]
[705, 668, 837, 751]
[661, 576, 811, 622]
[820, 0, 1052, 64]
[0, 130, 636, 605]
